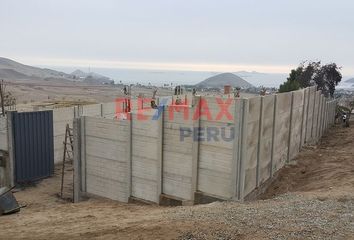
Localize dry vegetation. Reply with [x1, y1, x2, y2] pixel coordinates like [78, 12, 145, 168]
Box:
[5, 79, 258, 111]
[5, 80, 175, 111]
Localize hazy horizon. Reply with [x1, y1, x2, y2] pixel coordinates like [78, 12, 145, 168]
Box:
[39, 64, 289, 87]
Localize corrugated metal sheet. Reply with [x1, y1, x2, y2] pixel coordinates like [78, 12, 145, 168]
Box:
[12, 111, 54, 183]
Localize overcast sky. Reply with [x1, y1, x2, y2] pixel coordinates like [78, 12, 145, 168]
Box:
[1, 0, 353, 75]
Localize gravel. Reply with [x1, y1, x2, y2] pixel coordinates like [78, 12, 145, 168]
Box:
[164, 193, 354, 240]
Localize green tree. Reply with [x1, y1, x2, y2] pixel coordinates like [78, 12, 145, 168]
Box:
[278, 65, 303, 93]
[314, 63, 342, 97]
[279, 61, 342, 96]
[298, 61, 321, 88]
[278, 78, 300, 93]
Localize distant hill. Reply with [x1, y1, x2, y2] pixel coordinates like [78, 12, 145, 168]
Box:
[345, 78, 354, 83]
[71, 69, 113, 84]
[0, 57, 113, 84]
[196, 73, 254, 88]
[71, 69, 87, 78]
[0, 57, 72, 80]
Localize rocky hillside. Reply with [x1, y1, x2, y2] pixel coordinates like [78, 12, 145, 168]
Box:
[71, 69, 113, 84]
[0, 57, 72, 80]
[0, 57, 112, 84]
[196, 72, 254, 88]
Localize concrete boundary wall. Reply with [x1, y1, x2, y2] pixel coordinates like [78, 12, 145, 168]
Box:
[37, 99, 172, 165]
[131, 109, 162, 203]
[52, 102, 124, 164]
[311, 91, 321, 142]
[79, 116, 131, 202]
[243, 97, 261, 197]
[257, 95, 275, 187]
[163, 106, 194, 201]
[300, 88, 309, 147]
[74, 87, 338, 204]
[289, 90, 305, 161]
[306, 86, 317, 143]
[197, 97, 241, 200]
[273, 92, 292, 172]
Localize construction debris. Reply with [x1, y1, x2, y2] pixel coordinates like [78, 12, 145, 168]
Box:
[0, 187, 20, 215]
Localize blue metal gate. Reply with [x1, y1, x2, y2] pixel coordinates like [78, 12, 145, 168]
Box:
[12, 111, 54, 183]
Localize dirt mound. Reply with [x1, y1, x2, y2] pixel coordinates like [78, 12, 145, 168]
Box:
[261, 123, 354, 199]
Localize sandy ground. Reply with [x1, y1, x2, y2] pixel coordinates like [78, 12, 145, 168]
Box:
[5, 80, 174, 111]
[0, 122, 354, 239]
[4, 80, 257, 111]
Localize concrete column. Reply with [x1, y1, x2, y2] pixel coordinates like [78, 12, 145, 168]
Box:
[328, 102, 331, 127]
[231, 98, 242, 200]
[318, 94, 323, 138]
[304, 88, 311, 143]
[310, 89, 317, 141]
[299, 89, 306, 150]
[127, 113, 133, 199]
[319, 96, 323, 137]
[80, 116, 87, 192]
[323, 97, 326, 132]
[326, 100, 329, 131]
[287, 92, 295, 163]
[328, 102, 330, 127]
[238, 98, 249, 201]
[320, 96, 325, 136]
[78, 105, 83, 117]
[270, 95, 278, 177]
[73, 118, 81, 203]
[157, 107, 164, 203]
[315, 94, 320, 141]
[330, 102, 333, 126]
[74, 106, 79, 118]
[318, 96, 322, 137]
[332, 102, 334, 124]
[325, 99, 328, 129]
[329, 102, 332, 126]
[256, 97, 264, 187]
[333, 102, 337, 125]
[6, 111, 15, 187]
[191, 96, 201, 201]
